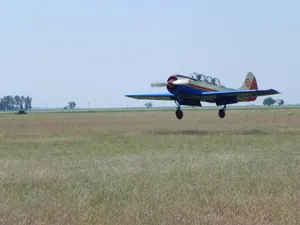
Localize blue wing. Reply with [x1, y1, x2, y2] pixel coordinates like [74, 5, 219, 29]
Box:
[125, 93, 176, 100]
[125, 89, 280, 102]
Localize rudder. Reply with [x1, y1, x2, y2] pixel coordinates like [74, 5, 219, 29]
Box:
[239, 72, 258, 101]
[239, 72, 258, 90]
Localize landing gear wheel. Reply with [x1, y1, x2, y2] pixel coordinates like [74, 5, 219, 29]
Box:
[218, 109, 226, 118]
[175, 109, 183, 120]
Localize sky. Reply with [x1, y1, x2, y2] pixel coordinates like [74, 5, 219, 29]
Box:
[0, 0, 299, 108]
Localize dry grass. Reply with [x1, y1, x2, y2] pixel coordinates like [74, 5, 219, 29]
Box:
[0, 108, 300, 225]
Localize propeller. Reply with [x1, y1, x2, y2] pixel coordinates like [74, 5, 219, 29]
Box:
[150, 82, 167, 87]
[150, 79, 189, 88]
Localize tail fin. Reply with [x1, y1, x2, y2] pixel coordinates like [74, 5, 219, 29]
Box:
[239, 72, 258, 101]
[239, 72, 258, 90]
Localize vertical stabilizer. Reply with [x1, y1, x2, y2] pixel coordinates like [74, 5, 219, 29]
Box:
[239, 72, 258, 90]
[239, 72, 258, 101]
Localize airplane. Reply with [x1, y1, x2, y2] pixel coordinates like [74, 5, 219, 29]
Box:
[125, 72, 280, 119]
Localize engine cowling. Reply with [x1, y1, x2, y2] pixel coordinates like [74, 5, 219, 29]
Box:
[166, 76, 178, 92]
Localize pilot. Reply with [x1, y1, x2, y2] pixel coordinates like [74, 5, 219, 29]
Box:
[212, 78, 217, 85]
[191, 72, 195, 79]
[197, 74, 202, 81]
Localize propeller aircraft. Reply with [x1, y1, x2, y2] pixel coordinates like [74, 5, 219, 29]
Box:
[125, 72, 280, 119]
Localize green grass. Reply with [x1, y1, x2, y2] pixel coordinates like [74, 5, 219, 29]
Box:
[1, 104, 299, 115]
[0, 109, 300, 224]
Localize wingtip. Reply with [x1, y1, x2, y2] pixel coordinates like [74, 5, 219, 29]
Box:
[272, 89, 281, 94]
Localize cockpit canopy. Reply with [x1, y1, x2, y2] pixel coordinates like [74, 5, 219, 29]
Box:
[190, 72, 223, 86]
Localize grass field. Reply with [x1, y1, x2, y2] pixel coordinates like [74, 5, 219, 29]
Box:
[1, 108, 300, 225]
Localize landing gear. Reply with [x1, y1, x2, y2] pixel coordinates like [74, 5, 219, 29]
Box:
[175, 101, 183, 120]
[175, 108, 183, 120]
[218, 109, 225, 118]
[218, 105, 226, 118]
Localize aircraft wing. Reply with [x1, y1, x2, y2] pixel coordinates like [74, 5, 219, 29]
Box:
[125, 89, 280, 101]
[125, 89, 280, 102]
[196, 89, 280, 101]
[125, 93, 176, 101]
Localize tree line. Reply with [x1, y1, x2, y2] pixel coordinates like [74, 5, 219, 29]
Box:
[263, 97, 284, 106]
[0, 95, 32, 111]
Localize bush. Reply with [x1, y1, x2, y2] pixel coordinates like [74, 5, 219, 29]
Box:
[15, 110, 27, 115]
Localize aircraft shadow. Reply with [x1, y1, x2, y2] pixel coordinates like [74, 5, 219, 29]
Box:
[153, 128, 268, 136]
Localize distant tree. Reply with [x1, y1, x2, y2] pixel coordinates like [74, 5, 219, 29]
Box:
[68, 101, 76, 109]
[263, 97, 276, 106]
[14, 95, 20, 110]
[20, 95, 25, 110]
[25, 97, 29, 110]
[0, 98, 3, 111]
[144, 102, 153, 108]
[24, 96, 32, 110]
[29, 97, 32, 110]
[277, 99, 284, 106]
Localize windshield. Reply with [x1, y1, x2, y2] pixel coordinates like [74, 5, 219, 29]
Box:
[190, 72, 222, 86]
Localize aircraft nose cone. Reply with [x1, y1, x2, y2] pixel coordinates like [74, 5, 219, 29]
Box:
[167, 78, 176, 88]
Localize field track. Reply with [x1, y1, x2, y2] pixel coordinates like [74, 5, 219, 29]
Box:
[1, 108, 300, 224]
